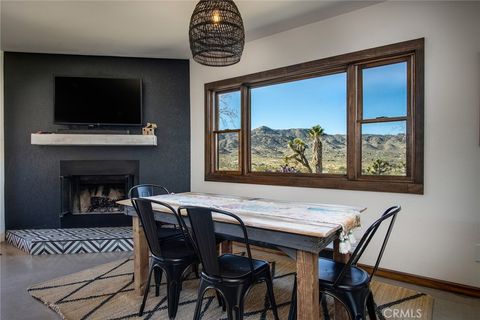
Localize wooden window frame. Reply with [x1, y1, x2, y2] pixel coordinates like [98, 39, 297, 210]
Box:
[205, 39, 424, 194]
[212, 90, 242, 174]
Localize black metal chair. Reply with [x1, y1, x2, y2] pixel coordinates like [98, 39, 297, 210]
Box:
[129, 184, 170, 198]
[177, 206, 280, 320]
[128, 184, 183, 242]
[132, 198, 199, 319]
[289, 205, 401, 320]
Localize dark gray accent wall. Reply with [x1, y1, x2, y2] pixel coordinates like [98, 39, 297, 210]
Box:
[4, 52, 190, 229]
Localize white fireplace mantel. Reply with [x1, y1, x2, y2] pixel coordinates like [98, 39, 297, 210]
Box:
[31, 133, 157, 146]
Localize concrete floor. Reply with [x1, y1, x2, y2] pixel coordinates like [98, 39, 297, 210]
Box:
[1, 242, 479, 320]
[1, 243, 131, 320]
[377, 277, 479, 320]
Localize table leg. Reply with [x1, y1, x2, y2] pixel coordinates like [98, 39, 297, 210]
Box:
[333, 239, 351, 320]
[132, 216, 149, 295]
[333, 238, 351, 263]
[296, 250, 320, 320]
[221, 240, 233, 254]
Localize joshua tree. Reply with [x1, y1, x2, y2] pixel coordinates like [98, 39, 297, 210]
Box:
[367, 159, 392, 175]
[284, 125, 325, 173]
[308, 125, 325, 174]
[285, 138, 312, 173]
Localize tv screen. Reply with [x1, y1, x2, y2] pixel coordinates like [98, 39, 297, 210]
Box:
[54, 77, 142, 126]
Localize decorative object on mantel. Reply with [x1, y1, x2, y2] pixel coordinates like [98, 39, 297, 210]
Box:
[189, 0, 245, 67]
[142, 122, 157, 135]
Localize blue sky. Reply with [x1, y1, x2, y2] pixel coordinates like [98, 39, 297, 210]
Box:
[362, 62, 407, 120]
[219, 62, 407, 135]
[251, 73, 347, 134]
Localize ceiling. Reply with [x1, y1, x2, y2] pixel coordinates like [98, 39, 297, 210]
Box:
[1, 1, 380, 59]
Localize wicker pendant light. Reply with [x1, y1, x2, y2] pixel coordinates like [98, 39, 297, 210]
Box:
[189, 0, 245, 67]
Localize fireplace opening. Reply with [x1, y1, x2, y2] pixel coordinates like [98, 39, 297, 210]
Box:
[71, 175, 130, 214]
[60, 160, 138, 219]
[62, 174, 133, 215]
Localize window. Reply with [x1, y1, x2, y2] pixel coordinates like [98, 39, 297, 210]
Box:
[360, 61, 409, 177]
[205, 39, 424, 194]
[250, 72, 347, 175]
[215, 91, 241, 172]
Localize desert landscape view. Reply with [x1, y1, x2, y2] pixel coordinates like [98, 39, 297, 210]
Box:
[217, 126, 406, 176]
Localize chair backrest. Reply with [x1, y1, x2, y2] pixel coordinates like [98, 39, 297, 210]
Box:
[177, 206, 254, 278]
[334, 205, 401, 286]
[129, 184, 171, 227]
[128, 184, 169, 199]
[132, 198, 187, 258]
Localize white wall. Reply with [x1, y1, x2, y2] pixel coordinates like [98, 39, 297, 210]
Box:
[0, 50, 4, 242]
[190, 1, 480, 287]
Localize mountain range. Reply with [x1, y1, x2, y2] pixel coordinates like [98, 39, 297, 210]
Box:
[218, 126, 406, 174]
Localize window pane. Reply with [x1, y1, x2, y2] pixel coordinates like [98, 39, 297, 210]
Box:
[216, 132, 239, 171]
[250, 73, 347, 174]
[362, 121, 407, 176]
[217, 91, 241, 130]
[362, 62, 407, 119]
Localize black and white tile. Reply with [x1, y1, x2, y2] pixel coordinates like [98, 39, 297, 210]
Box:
[6, 227, 133, 255]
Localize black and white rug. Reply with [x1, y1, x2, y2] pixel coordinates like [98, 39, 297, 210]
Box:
[28, 250, 434, 319]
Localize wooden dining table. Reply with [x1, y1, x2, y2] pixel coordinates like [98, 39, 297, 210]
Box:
[118, 192, 364, 320]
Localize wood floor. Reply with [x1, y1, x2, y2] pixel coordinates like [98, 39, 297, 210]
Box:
[1, 242, 478, 320]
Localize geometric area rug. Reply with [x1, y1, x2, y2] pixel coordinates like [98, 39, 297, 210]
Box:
[28, 250, 434, 320]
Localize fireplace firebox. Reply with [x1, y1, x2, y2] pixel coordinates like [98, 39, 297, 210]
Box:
[60, 160, 138, 227]
[65, 175, 133, 215]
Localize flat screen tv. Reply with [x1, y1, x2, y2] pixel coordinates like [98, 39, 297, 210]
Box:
[54, 76, 142, 126]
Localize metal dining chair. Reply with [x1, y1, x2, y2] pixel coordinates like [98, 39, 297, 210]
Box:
[289, 205, 401, 320]
[129, 184, 170, 198]
[132, 198, 199, 319]
[128, 184, 191, 290]
[128, 184, 183, 242]
[177, 206, 280, 320]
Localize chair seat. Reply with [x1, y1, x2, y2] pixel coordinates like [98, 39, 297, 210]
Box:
[218, 254, 269, 279]
[318, 258, 369, 290]
[153, 240, 197, 261]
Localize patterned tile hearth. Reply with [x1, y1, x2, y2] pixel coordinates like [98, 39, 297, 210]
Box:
[5, 227, 133, 255]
